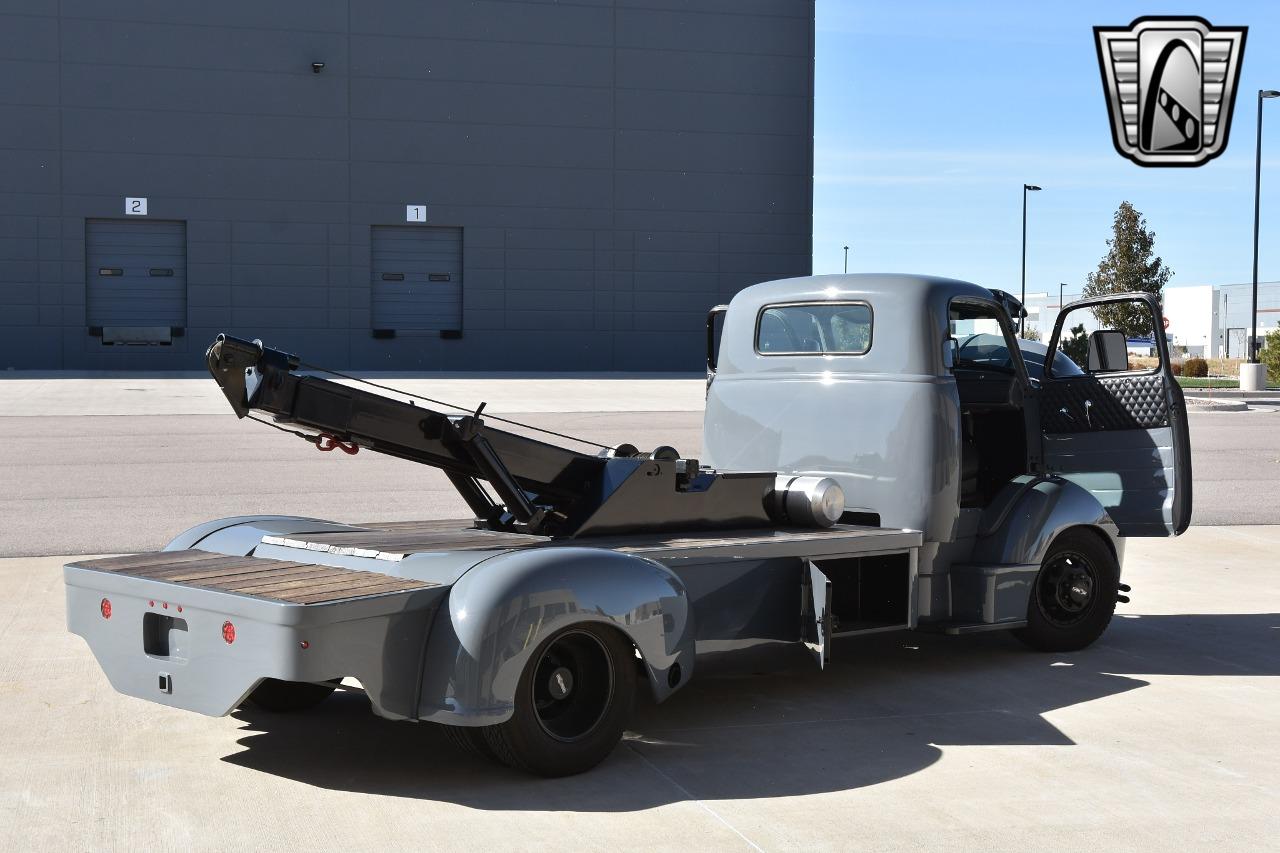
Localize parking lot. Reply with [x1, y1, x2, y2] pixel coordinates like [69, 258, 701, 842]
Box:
[1, 378, 1277, 851]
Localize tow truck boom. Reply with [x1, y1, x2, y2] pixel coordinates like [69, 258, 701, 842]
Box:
[205, 334, 829, 539]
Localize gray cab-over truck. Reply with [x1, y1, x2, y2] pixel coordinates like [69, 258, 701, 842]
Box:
[66, 274, 1191, 776]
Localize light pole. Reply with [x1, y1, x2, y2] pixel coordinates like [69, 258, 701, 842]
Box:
[1244, 91, 1280, 389]
[843, 245, 849, 274]
[1021, 184, 1042, 337]
[1251, 91, 1280, 362]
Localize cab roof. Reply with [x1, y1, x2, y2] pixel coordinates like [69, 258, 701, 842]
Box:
[718, 273, 1005, 377]
[731, 273, 997, 308]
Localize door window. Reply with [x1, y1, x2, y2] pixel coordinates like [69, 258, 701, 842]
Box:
[1050, 299, 1162, 378]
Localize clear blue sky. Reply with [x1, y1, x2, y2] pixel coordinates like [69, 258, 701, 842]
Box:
[813, 1, 1280, 296]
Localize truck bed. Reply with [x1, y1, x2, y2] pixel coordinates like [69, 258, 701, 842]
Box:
[262, 518, 922, 562]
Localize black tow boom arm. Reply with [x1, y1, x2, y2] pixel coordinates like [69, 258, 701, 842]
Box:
[206, 334, 777, 539]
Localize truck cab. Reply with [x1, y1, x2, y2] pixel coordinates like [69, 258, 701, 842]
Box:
[704, 273, 1191, 632]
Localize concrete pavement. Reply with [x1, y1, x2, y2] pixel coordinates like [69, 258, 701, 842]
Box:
[1, 527, 1276, 852]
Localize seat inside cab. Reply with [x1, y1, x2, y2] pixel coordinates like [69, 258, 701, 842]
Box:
[947, 303, 1030, 508]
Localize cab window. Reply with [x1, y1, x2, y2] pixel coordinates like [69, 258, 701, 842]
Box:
[756, 302, 872, 355]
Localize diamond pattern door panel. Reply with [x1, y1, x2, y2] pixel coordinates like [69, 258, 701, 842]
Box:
[1040, 373, 1169, 433]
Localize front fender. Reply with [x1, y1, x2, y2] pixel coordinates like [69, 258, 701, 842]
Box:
[972, 475, 1122, 567]
[417, 547, 695, 726]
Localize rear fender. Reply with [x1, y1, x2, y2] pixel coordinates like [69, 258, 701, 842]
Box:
[417, 547, 695, 726]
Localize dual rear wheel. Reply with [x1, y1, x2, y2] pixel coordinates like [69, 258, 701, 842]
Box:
[446, 623, 638, 777]
[240, 623, 636, 777]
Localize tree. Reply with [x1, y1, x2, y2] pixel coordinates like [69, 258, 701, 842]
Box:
[1083, 201, 1173, 338]
[1061, 323, 1088, 369]
[1262, 327, 1280, 388]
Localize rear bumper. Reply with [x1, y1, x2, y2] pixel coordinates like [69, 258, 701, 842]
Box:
[65, 566, 444, 718]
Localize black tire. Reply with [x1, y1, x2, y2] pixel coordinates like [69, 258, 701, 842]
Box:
[1015, 530, 1119, 653]
[483, 624, 637, 777]
[245, 678, 338, 712]
[442, 724, 496, 760]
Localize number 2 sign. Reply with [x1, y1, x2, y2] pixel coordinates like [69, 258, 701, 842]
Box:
[125, 197, 148, 216]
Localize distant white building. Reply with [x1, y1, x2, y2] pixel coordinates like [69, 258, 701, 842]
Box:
[1163, 285, 1216, 356]
[1024, 281, 1280, 358]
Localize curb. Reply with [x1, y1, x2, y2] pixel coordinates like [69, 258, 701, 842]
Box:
[1184, 397, 1249, 412]
[1181, 389, 1280, 398]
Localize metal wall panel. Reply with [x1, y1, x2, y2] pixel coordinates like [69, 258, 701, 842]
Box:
[85, 219, 187, 328]
[371, 226, 462, 331]
[0, 0, 815, 370]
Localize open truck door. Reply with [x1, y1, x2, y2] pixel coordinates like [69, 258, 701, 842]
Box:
[1040, 293, 1192, 536]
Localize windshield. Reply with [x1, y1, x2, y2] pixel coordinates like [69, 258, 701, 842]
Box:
[956, 333, 1083, 379]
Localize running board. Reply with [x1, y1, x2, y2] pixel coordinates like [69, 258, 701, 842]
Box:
[916, 620, 1027, 635]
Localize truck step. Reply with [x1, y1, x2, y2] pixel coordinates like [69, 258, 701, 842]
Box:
[67, 550, 437, 605]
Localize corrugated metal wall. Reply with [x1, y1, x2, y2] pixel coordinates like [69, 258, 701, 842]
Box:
[0, 0, 814, 370]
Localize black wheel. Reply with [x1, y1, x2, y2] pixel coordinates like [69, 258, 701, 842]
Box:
[1015, 530, 1119, 653]
[483, 624, 637, 777]
[442, 724, 496, 760]
[245, 678, 338, 712]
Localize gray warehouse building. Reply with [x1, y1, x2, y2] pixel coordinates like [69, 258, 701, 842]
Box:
[0, 1, 815, 371]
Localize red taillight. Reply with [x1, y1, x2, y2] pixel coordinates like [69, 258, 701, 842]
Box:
[100, 598, 112, 619]
[222, 621, 236, 644]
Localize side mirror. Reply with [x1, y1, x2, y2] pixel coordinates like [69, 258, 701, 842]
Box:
[1086, 329, 1129, 373]
[942, 338, 958, 369]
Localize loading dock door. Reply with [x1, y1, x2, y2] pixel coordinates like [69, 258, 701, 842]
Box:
[86, 219, 186, 340]
[371, 225, 462, 332]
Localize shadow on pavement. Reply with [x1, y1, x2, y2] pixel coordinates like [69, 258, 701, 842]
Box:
[221, 612, 1277, 810]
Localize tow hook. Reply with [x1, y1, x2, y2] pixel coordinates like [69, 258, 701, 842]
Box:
[1116, 581, 1132, 604]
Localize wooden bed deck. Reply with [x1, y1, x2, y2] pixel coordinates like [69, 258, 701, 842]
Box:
[66, 550, 437, 605]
